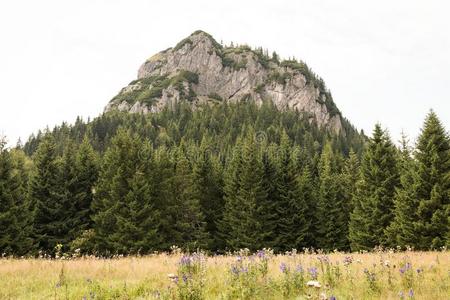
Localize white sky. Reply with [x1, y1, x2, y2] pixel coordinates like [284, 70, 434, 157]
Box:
[1, 0, 449, 146]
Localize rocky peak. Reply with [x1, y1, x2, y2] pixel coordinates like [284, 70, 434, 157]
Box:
[105, 30, 344, 134]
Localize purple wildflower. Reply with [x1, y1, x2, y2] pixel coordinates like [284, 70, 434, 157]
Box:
[180, 255, 191, 266]
[231, 265, 239, 275]
[408, 289, 414, 298]
[343, 256, 353, 266]
[280, 262, 289, 274]
[182, 274, 188, 283]
[295, 265, 304, 273]
[308, 267, 318, 280]
[256, 250, 265, 259]
[330, 296, 337, 300]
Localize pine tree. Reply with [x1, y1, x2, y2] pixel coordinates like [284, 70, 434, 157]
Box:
[385, 133, 418, 247]
[273, 132, 311, 251]
[0, 138, 33, 255]
[92, 130, 160, 254]
[222, 131, 267, 251]
[259, 145, 279, 249]
[71, 137, 99, 239]
[163, 150, 210, 251]
[349, 125, 400, 251]
[316, 143, 347, 251]
[341, 149, 360, 246]
[30, 135, 71, 253]
[191, 138, 224, 250]
[413, 111, 450, 249]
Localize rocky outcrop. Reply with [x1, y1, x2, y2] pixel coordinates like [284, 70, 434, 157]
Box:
[105, 31, 344, 134]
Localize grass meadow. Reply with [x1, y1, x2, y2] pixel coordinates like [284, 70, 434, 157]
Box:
[0, 250, 448, 299]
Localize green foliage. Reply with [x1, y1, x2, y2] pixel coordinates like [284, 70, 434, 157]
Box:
[9, 100, 370, 255]
[221, 131, 267, 250]
[174, 37, 193, 51]
[268, 71, 292, 85]
[0, 139, 33, 255]
[349, 124, 400, 251]
[316, 143, 348, 250]
[29, 135, 73, 254]
[111, 71, 199, 107]
[207, 92, 223, 101]
[91, 129, 161, 254]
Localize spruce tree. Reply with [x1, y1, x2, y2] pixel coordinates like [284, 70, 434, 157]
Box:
[30, 135, 71, 253]
[92, 130, 160, 254]
[222, 131, 267, 251]
[191, 138, 224, 250]
[273, 132, 311, 251]
[413, 111, 450, 249]
[349, 125, 400, 250]
[259, 145, 279, 249]
[385, 133, 419, 247]
[164, 150, 210, 250]
[0, 139, 33, 255]
[316, 143, 347, 251]
[71, 136, 99, 239]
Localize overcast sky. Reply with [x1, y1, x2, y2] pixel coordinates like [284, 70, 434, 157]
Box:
[1, 0, 449, 146]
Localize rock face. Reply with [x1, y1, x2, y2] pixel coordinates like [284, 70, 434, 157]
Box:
[105, 30, 344, 133]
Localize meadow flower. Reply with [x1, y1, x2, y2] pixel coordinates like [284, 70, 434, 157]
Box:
[399, 291, 405, 299]
[182, 274, 188, 283]
[231, 265, 239, 275]
[329, 296, 336, 300]
[308, 267, 318, 280]
[306, 280, 321, 288]
[168, 273, 178, 283]
[296, 265, 304, 273]
[408, 289, 414, 298]
[180, 255, 191, 266]
[256, 249, 265, 259]
[343, 256, 353, 266]
[280, 262, 289, 273]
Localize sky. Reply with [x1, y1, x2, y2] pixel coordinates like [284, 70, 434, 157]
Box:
[0, 0, 449, 146]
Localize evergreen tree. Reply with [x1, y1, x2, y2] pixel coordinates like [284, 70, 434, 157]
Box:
[349, 125, 400, 250]
[341, 149, 360, 245]
[0, 138, 33, 255]
[385, 133, 418, 247]
[164, 150, 210, 250]
[71, 137, 99, 239]
[316, 143, 347, 250]
[191, 138, 224, 250]
[413, 111, 450, 249]
[92, 130, 160, 254]
[259, 145, 279, 249]
[273, 132, 311, 251]
[222, 131, 267, 250]
[29, 135, 71, 253]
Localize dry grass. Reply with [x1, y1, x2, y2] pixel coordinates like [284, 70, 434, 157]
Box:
[0, 251, 449, 299]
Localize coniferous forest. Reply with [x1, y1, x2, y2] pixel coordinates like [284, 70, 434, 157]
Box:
[0, 101, 449, 256]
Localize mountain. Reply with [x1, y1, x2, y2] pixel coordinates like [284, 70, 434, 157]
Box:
[105, 30, 344, 134]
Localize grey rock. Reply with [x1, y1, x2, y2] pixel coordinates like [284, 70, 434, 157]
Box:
[105, 31, 344, 134]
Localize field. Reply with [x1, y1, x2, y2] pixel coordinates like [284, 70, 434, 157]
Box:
[0, 250, 449, 299]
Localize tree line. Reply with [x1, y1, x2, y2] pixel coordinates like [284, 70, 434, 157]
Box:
[0, 102, 448, 256]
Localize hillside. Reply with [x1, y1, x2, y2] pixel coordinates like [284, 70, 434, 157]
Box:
[105, 30, 343, 133]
